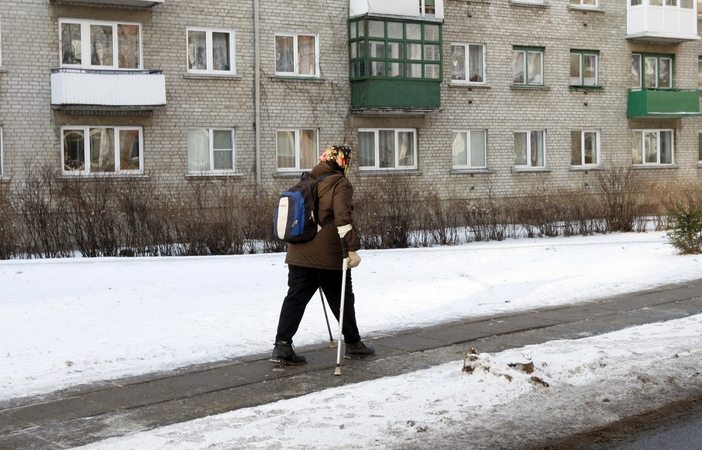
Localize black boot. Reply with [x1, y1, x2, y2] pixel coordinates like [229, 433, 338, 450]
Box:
[344, 341, 375, 359]
[270, 341, 307, 366]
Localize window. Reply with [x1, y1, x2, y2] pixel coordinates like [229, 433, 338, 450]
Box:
[62, 126, 143, 174]
[514, 130, 546, 168]
[276, 129, 318, 171]
[571, 0, 598, 6]
[632, 129, 674, 165]
[187, 28, 236, 74]
[358, 129, 417, 170]
[349, 19, 441, 81]
[452, 130, 486, 168]
[698, 132, 702, 163]
[513, 47, 544, 86]
[451, 44, 485, 84]
[0, 126, 3, 178]
[188, 128, 236, 173]
[698, 57, 702, 90]
[422, 0, 436, 16]
[631, 53, 673, 89]
[275, 34, 318, 77]
[59, 19, 141, 69]
[630, 0, 642, 5]
[570, 50, 599, 87]
[571, 131, 600, 166]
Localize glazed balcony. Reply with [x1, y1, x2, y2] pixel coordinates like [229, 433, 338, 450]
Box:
[627, 0, 699, 43]
[51, 68, 166, 111]
[350, 0, 443, 20]
[627, 88, 700, 118]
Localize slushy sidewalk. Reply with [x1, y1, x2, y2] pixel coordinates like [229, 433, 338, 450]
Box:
[1, 279, 701, 449]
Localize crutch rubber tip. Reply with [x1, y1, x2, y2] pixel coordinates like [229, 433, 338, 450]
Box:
[334, 366, 341, 376]
[330, 341, 337, 348]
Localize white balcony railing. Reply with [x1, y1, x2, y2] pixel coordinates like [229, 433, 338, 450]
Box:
[51, 69, 166, 110]
[350, 0, 444, 20]
[58, 0, 163, 6]
[627, 0, 699, 42]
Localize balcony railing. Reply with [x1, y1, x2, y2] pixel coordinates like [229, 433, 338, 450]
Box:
[51, 68, 166, 110]
[56, 0, 163, 6]
[627, 88, 700, 118]
[627, 0, 699, 42]
[350, 0, 443, 20]
[352, 79, 440, 109]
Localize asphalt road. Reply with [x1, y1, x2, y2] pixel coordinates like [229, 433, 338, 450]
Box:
[609, 407, 702, 450]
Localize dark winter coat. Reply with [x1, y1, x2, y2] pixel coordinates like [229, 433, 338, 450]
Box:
[284, 162, 360, 270]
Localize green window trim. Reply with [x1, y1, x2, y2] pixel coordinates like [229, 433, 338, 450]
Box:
[632, 52, 675, 90]
[349, 18, 442, 82]
[570, 49, 599, 88]
[512, 46, 545, 87]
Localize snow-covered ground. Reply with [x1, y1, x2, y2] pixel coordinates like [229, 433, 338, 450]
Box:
[2, 231, 702, 448]
[75, 315, 702, 450]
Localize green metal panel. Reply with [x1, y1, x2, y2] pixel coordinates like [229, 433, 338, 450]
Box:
[627, 89, 701, 117]
[352, 79, 440, 108]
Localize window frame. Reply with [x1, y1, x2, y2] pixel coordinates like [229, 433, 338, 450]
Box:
[349, 19, 442, 82]
[275, 128, 319, 172]
[570, 0, 599, 7]
[631, 129, 675, 165]
[452, 130, 487, 169]
[186, 27, 236, 75]
[698, 131, 702, 163]
[357, 128, 418, 171]
[512, 46, 544, 87]
[59, 18, 143, 70]
[61, 125, 144, 175]
[514, 130, 547, 169]
[571, 130, 600, 167]
[450, 43, 486, 85]
[570, 50, 599, 87]
[698, 56, 702, 90]
[187, 128, 236, 174]
[631, 52, 675, 89]
[274, 33, 320, 78]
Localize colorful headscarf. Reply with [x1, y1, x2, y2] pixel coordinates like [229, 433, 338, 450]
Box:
[319, 145, 352, 175]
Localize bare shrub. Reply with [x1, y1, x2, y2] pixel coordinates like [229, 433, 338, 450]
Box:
[18, 163, 72, 258]
[250, 190, 286, 254]
[463, 196, 519, 242]
[354, 175, 417, 249]
[596, 165, 650, 232]
[60, 176, 123, 257]
[0, 182, 20, 259]
[114, 178, 179, 256]
[173, 179, 259, 256]
[416, 192, 464, 247]
[517, 187, 607, 238]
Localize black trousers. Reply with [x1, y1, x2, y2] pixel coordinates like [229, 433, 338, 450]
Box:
[275, 264, 361, 345]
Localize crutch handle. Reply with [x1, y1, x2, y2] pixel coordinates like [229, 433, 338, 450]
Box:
[340, 237, 349, 259]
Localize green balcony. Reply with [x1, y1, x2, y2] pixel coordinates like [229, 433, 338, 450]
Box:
[627, 88, 701, 118]
[352, 79, 440, 109]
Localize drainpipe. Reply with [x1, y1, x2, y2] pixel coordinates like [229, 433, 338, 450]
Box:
[254, 0, 261, 194]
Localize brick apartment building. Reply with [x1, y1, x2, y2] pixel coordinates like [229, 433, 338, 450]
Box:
[0, 0, 701, 200]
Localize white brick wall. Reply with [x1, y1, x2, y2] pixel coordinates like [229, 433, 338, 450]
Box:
[0, 0, 701, 199]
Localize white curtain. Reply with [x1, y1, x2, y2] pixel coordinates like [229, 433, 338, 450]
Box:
[188, 128, 210, 172]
